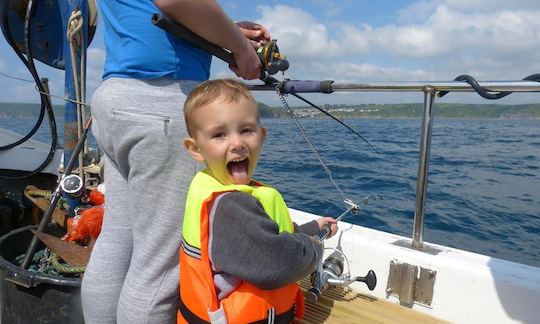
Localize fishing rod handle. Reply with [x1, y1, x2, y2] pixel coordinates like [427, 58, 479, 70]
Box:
[316, 223, 333, 243]
[278, 80, 334, 94]
[151, 14, 235, 65]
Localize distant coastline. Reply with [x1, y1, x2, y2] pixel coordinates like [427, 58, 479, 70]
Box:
[1, 102, 539, 119]
[257, 102, 540, 119]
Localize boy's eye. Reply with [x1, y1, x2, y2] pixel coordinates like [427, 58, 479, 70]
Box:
[241, 128, 254, 134]
[212, 132, 225, 139]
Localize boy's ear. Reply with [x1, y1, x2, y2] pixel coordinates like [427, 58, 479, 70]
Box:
[183, 137, 205, 163]
[260, 127, 267, 143]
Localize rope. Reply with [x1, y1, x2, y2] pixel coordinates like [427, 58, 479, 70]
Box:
[67, 10, 88, 180]
[26, 189, 70, 210]
[50, 252, 85, 274]
[26, 189, 54, 198]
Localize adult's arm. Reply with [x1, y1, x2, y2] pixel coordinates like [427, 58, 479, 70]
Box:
[210, 192, 322, 290]
[153, 0, 264, 80]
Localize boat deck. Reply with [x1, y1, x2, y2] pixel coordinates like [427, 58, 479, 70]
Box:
[297, 279, 447, 324]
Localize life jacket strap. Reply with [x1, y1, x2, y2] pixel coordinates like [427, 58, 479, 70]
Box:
[178, 295, 296, 324]
[251, 306, 295, 324]
[178, 294, 210, 324]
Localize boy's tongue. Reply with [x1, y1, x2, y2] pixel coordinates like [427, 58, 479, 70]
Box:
[228, 160, 249, 184]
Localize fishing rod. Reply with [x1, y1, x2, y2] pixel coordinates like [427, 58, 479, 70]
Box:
[151, 14, 377, 154]
[21, 117, 93, 270]
[152, 12, 384, 209]
[315, 195, 382, 243]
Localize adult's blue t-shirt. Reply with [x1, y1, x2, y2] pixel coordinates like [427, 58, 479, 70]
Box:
[99, 0, 212, 81]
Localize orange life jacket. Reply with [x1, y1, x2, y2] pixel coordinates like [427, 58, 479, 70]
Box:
[178, 170, 305, 324]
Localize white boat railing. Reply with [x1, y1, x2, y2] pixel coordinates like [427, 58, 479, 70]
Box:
[248, 80, 540, 249]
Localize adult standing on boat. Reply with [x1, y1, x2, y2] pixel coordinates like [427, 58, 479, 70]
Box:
[80, 1, 270, 323]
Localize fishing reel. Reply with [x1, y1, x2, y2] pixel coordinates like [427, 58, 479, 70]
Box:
[308, 195, 381, 302]
[60, 174, 85, 199]
[256, 39, 289, 75]
[308, 249, 377, 303]
[151, 14, 289, 78]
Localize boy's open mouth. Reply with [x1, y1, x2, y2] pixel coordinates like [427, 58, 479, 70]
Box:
[227, 158, 250, 184]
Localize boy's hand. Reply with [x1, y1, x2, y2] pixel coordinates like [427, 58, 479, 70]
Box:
[316, 217, 338, 239]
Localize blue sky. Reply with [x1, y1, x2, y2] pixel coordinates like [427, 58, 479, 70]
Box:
[1, 0, 540, 106]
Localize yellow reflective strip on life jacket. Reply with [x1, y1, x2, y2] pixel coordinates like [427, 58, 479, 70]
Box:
[182, 169, 294, 248]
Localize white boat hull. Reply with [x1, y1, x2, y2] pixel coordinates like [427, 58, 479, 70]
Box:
[290, 209, 540, 324]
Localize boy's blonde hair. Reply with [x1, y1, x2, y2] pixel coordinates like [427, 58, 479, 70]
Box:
[184, 79, 258, 136]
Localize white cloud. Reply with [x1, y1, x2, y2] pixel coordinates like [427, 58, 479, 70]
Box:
[330, 62, 430, 82]
[335, 24, 369, 54]
[397, 0, 440, 23]
[367, 24, 448, 58]
[3, 2, 538, 105]
[444, 0, 540, 12]
[85, 47, 105, 94]
[255, 3, 540, 67]
[256, 5, 342, 59]
[248, 3, 540, 104]
[362, 5, 540, 61]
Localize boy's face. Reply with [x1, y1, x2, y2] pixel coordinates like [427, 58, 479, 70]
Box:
[184, 96, 266, 185]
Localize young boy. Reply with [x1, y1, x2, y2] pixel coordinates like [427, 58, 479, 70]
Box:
[179, 79, 337, 323]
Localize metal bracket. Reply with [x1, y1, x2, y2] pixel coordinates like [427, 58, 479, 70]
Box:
[386, 259, 436, 307]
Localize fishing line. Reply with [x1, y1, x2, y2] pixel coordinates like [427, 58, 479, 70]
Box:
[33, 86, 90, 107]
[287, 92, 379, 154]
[276, 87, 384, 215]
[0, 71, 34, 83]
[276, 87, 349, 203]
[0, 72, 90, 106]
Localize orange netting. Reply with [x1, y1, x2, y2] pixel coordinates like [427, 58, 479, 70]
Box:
[64, 188, 105, 242]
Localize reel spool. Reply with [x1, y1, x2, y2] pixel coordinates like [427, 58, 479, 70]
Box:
[256, 39, 289, 75]
[308, 250, 377, 303]
[60, 174, 85, 199]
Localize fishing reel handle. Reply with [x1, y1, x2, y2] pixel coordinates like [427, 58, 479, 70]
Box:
[308, 268, 377, 303]
[354, 270, 377, 291]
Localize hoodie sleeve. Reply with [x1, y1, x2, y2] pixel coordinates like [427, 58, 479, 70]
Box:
[209, 191, 322, 290]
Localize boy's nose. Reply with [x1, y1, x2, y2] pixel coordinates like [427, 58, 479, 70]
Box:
[230, 133, 246, 151]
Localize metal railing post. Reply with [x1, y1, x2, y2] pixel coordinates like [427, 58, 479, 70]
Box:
[412, 86, 436, 249]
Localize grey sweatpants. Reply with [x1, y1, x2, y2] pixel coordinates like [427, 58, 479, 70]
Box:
[81, 78, 199, 324]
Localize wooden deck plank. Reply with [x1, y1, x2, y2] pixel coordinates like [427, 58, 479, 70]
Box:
[296, 279, 448, 324]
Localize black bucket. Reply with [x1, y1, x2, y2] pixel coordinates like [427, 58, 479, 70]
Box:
[0, 224, 83, 324]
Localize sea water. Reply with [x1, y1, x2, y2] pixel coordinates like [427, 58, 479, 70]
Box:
[2, 116, 539, 267]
